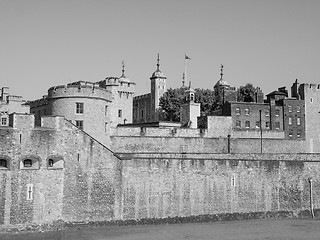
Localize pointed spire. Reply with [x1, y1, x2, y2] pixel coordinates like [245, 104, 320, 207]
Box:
[182, 72, 185, 87]
[156, 53, 160, 71]
[220, 64, 224, 79]
[121, 61, 126, 78]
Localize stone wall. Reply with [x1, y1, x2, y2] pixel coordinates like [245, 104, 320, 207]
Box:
[111, 135, 306, 154]
[118, 153, 320, 220]
[0, 114, 120, 229]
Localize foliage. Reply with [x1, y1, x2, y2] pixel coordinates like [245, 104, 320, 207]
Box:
[237, 83, 256, 102]
[159, 88, 217, 122]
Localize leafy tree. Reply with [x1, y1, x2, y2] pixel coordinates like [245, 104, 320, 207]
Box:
[237, 83, 256, 102]
[194, 88, 216, 116]
[159, 88, 217, 122]
[159, 88, 185, 122]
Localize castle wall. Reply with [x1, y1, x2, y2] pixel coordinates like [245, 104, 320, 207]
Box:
[0, 114, 121, 228]
[300, 84, 320, 152]
[119, 153, 320, 220]
[111, 135, 306, 154]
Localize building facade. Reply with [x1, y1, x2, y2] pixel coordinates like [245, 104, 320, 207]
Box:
[0, 87, 30, 127]
[133, 54, 166, 123]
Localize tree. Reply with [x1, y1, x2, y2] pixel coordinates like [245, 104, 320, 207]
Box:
[194, 88, 216, 116]
[237, 83, 256, 102]
[159, 88, 217, 122]
[159, 88, 185, 122]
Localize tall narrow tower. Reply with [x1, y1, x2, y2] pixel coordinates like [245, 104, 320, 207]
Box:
[180, 83, 200, 128]
[150, 54, 166, 121]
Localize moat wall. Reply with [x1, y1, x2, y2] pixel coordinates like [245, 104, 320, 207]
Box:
[118, 153, 320, 220]
[0, 115, 319, 231]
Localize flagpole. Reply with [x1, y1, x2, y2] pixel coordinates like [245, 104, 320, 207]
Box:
[184, 53, 187, 86]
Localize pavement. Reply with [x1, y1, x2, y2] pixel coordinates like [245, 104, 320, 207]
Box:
[1, 218, 320, 240]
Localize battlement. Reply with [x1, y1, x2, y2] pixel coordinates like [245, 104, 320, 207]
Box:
[300, 83, 320, 91]
[47, 81, 113, 101]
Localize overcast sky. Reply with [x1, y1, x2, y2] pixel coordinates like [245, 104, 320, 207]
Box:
[1, 0, 319, 100]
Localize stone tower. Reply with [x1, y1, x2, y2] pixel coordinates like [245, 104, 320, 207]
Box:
[180, 84, 200, 128]
[214, 65, 237, 108]
[150, 54, 166, 121]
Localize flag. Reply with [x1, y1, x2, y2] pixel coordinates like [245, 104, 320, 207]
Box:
[185, 54, 191, 60]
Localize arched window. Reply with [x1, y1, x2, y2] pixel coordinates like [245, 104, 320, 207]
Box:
[47, 155, 64, 169]
[0, 159, 7, 168]
[23, 159, 33, 168]
[20, 156, 40, 170]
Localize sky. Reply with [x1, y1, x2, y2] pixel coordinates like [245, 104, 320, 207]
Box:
[0, 0, 320, 100]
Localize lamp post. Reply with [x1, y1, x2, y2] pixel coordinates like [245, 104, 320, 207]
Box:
[259, 110, 262, 153]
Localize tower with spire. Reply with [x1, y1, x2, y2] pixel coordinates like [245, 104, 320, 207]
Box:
[213, 64, 237, 109]
[150, 54, 167, 121]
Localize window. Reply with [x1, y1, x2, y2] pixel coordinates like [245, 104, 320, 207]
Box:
[0, 159, 7, 168]
[266, 121, 270, 128]
[245, 108, 250, 115]
[289, 117, 292, 125]
[275, 109, 280, 116]
[289, 130, 293, 138]
[141, 109, 144, 118]
[26, 184, 33, 201]
[288, 105, 292, 112]
[265, 110, 269, 117]
[297, 117, 301, 126]
[76, 120, 83, 130]
[245, 121, 250, 128]
[297, 106, 301, 113]
[76, 103, 84, 114]
[256, 121, 260, 128]
[118, 109, 122, 118]
[48, 159, 54, 167]
[297, 130, 301, 138]
[235, 108, 241, 115]
[47, 156, 64, 169]
[275, 122, 280, 129]
[310, 97, 313, 103]
[20, 157, 40, 170]
[23, 159, 32, 168]
[1, 117, 7, 126]
[236, 120, 241, 128]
